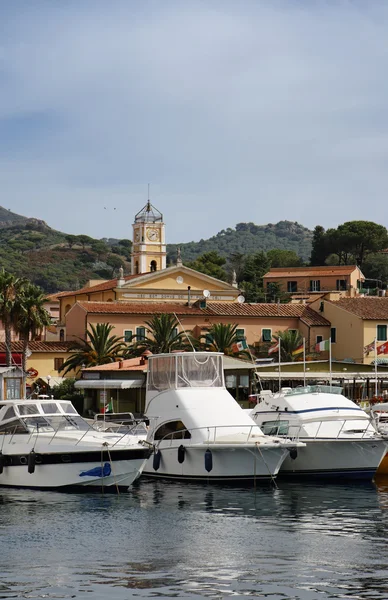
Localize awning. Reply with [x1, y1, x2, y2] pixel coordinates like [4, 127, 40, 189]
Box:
[74, 378, 145, 390]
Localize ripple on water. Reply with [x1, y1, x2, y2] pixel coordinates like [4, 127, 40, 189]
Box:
[1, 480, 388, 599]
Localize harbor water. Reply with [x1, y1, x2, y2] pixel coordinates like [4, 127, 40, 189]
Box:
[1, 479, 388, 599]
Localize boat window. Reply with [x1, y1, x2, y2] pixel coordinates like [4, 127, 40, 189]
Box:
[0, 421, 28, 434]
[148, 356, 176, 391]
[176, 354, 223, 388]
[3, 406, 16, 421]
[17, 404, 39, 416]
[59, 403, 77, 414]
[21, 416, 53, 432]
[261, 420, 289, 436]
[45, 415, 90, 432]
[41, 403, 61, 414]
[154, 420, 191, 440]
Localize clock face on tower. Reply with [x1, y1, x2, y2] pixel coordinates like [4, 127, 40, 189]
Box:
[147, 228, 160, 241]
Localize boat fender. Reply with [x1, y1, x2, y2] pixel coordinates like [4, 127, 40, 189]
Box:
[0, 451, 4, 474]
[289, 448, 298, 460]
[153, 449, 162, 471]
[204, 448, 213, 473]
[28, 450, 36, 474]
[178, 445, 186, 464]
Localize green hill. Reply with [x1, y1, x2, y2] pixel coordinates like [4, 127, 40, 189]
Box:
[0, 207, 313, 292]
[167, 221, 313, 264]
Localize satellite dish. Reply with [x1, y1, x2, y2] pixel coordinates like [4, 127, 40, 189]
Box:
[203, 289, 211, 298]
[176, 276, 184, 284]
[237, 295, 245, 304]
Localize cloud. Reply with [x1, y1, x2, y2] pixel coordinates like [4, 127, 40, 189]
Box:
[0, 0, 388, 242]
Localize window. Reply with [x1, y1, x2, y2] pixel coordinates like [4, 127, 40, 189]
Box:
[205, 333, 213, 345]
[289, 329, 297, 335]
[262, 329, 272, 342]
[154, 420, 191, 440]
[377, 325, 387, 342]
[316, 335, 323, 344]
[331, 328, 336, 343]
[172, 328, 178, 339]
[5, 378, 21, 400]
[150, 260, 157, 272]
[136, 327, 146, 341]
[59, 329, 65, 342]
[135, 261, 139, 274]
[54, 358, 64, 370]
[124, 329, 133, 343]
[236, 328, 245, 341]
[261, 420, 289, 436]
[336, 279, 347, 291]
[310, 280, 321, 292]
[287, 281, 298, 293]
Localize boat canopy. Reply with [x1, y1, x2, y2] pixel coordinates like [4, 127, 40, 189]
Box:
[147, 353, 224, 392]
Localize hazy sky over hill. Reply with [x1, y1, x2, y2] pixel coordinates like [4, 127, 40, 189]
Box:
[1, 1, 388, 242]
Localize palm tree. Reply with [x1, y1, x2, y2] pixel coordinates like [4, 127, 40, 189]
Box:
[59, 323, 127, 375]
[273, 330, 303, 362]
[0, 268, 27, 366]
[201, 323, 249, 357]
[15, 283, 52, 374]
[128, 314, 189, 355]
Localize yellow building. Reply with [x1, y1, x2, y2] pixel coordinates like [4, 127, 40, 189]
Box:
[309, 297, 388, 364]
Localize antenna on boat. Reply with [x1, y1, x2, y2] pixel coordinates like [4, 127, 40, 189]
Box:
[173, 313, 196, 352]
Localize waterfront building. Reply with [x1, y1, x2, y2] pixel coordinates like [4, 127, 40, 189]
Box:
[263, 265, 365, 300]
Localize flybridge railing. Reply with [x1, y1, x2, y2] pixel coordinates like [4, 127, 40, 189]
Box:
[151, 423, 301, 447]
[257, 414, 377, 440]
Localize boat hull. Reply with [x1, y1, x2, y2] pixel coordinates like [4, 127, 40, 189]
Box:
[0, 448, 150, 490]
[278, 438, 387, 480]
[143, 444, 289, 482]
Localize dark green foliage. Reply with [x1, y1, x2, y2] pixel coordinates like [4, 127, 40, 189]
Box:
[187, 251, 227, 281]
[126, 314, 190, 355]
[310, 221, 388, 268]
[168, 221, 313, 264]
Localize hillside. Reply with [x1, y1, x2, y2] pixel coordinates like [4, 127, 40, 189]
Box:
[0, 207, 313, 292]
[167, 221, 313, 263]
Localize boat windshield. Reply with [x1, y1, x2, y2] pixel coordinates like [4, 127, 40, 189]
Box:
[284, 385, 343, 396]
[148, 353, 224, 391]
[21, 415, 90, 433]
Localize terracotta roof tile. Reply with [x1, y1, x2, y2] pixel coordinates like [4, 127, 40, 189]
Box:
[263, 265, 363, 278]
[75, 300, 330, 326]
[202, 302, 330, 326]
[76, 301, 204, 315]
[327, 297, 388, 320]
[84, 356, 149, 372]
[58, 274, 143, 298]
[0, 341, 73, 353]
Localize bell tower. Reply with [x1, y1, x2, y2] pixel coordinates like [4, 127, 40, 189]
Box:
[131, 197, 166, 275]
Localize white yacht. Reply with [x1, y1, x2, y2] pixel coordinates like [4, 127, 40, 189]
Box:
[0, 399, 151, 491]
[143, 352, 304, 482]
[249, 385, 387, 480]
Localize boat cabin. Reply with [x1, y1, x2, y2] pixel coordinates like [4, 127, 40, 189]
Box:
[147, 352, 224, 395]
[0, 400, 89, 435]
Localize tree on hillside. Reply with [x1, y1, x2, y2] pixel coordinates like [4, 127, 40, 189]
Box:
[187, 251, 227, 281]
[239, 252, 270, 303]
[267, 249, 302, 268]
[65, 234, 78, 249]
[15, 283, 51, 374]
[76, 234, 94, 250]
[59, 323, 126, 375]
[0, 269, 27, 366]
[310, 225, 327, 265]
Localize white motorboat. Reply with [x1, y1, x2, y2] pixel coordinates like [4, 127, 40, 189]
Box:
[143, 352, 304, 482]
[0, 399, 151, 491]
[249, 386, 387, 480]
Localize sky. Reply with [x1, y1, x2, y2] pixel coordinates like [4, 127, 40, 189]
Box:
[1, 0, 388, 243]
